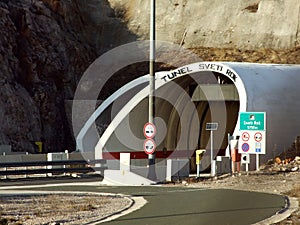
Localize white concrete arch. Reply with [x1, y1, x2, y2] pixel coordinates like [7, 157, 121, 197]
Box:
[89, 62, 246, 158]
[76, 75, 149, 152]
[76, 61, 300, 167]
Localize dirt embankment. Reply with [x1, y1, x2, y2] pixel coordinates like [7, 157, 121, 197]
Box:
[191, 46, 300, 64]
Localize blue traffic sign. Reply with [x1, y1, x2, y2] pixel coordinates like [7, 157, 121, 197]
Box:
[242, 143, 250, 152]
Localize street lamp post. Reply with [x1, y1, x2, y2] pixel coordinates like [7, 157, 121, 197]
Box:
[147, 0, 157, 180]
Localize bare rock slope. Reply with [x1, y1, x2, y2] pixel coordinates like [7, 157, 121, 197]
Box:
[0, 0, 135, 152]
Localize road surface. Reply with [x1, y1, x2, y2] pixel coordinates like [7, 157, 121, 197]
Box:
[19, 184, 286, 225]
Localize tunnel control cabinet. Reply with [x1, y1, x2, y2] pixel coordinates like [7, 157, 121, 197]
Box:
[166, 159, 190, 182]
[196, 149, 206, 177]
[216, 156, 231, 175]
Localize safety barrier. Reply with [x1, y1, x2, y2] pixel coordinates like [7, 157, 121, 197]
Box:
[0, 159, 107, 178]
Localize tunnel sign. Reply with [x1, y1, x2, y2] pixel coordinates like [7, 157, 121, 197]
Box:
[239, 112, 266, 154]
[143, 122, 156, 139]
[239, 112, 265, 130]
[143, 139, 156, 155]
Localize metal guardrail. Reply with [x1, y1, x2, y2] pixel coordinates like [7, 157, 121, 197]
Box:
[0, 159, 107, 177]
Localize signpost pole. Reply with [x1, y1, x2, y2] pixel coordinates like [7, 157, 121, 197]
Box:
[210, 130, 214, 176]
[256, 154, 260, 171]
[228, 133, 232, 175]
[147, 0, 156, 180]
[206, 123, 218, 177]
[246, 161, 249, 172]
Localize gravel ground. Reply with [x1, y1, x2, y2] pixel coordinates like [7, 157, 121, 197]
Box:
[0, 193, 132, 225]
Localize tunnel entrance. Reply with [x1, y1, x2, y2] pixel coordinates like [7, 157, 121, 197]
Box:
[159, 71, 240, 172]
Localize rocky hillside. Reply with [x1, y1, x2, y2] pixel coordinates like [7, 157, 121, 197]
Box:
[1, 0, 88, 152]
[1, 0, 300, 153]
[0, 0, 135, 152]
[109, 0, 300, 49]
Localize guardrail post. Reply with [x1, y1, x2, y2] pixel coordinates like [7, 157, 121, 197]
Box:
[25, 152, 28, 178]
[3, 152, 7, 179]
[64, 150, 69, 176]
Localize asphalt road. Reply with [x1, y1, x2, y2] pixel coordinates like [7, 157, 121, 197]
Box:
[99, 187, 285, 225]
[21, 184, 287, 225]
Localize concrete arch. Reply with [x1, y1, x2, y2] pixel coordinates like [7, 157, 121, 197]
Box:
[75, 75, 149, 152]
[77, 61, 300, 167]
[89, 62, 247, 158]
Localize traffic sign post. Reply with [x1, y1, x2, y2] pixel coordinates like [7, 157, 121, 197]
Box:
[206, 123, 218, 177]
[238, 112, 266, 171]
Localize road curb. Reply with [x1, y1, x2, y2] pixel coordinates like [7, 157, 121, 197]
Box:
[253, 196, 298, 225]
[94, 196, 147, 224]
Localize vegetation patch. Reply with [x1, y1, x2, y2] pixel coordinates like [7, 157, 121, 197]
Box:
[244, 2, 260, 13]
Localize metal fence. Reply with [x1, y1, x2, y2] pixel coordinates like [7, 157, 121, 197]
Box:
[0, 152, 107, 179]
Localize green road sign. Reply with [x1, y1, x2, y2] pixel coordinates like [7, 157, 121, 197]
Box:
[239, 112, 265, 131]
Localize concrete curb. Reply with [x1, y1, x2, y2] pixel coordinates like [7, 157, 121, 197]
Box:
[252, 196, 298, 225]
[93, 196, 147, 224]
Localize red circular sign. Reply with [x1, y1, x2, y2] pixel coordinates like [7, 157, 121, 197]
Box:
[143, 139, 156, 155]
[143, 122, 156, 139]
[254, 132, 263, 142]
[242, 132, 250, 141]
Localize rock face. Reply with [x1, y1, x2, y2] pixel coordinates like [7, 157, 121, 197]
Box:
[109, 0, 300, 49]
[0, 0, 86, 152]
[0, 0, 135, 152]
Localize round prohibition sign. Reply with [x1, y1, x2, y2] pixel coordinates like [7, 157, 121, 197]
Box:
[242, 132, 250, 142]
[143, 122, 156, 139]
[241, 143, 250, 152]
[254, 132, 263, 142]
[143, 139, 156, 155]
